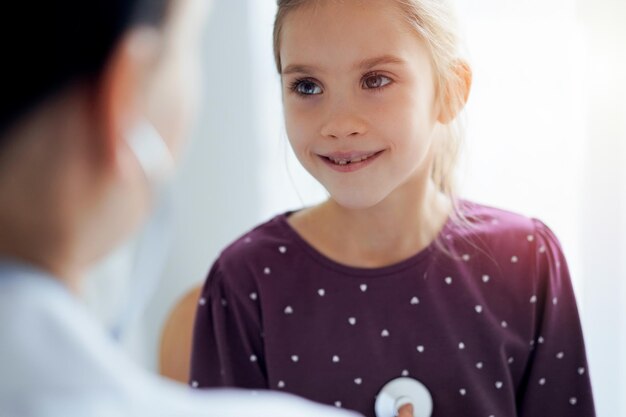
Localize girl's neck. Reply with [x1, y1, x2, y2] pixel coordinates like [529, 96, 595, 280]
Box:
[288, 177, 452, 269]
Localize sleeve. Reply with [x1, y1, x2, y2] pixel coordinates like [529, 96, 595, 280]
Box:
[516, 220, 595, 416]
[189, 260, 268, 389]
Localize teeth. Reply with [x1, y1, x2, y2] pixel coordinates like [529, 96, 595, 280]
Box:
[329, 154, 373, 165]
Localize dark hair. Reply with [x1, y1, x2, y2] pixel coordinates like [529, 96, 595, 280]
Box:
[0, 0, 170, 139]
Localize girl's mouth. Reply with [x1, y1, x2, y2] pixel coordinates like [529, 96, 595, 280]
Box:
[319, 150, 384, 172]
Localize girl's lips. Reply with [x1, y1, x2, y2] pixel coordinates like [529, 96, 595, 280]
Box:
[318, 150, 385, 173]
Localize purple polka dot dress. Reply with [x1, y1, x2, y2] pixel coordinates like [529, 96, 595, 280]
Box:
[190, 201, 595, 417]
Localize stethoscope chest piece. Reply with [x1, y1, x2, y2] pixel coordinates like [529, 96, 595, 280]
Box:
[374, 377, 433, 417]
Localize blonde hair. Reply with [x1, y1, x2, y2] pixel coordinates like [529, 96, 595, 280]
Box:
[273, 0, 469, 210]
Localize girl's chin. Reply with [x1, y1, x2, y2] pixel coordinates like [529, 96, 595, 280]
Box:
[326, 189, 388, 211]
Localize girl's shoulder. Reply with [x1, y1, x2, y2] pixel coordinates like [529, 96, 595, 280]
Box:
[456, 200, 557, 240]
[210, 212, 298, 278]
[450, 200, 565, 264]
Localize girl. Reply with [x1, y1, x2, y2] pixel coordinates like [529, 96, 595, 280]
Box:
[190, 1, 595, 416]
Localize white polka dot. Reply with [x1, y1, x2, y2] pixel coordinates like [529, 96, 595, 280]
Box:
[459, 388, 467, 396]
[556, 352, 565, 359]
[284, 306, 293, 314]
[332, 355, 340, 363]
[511, 256, 519, 263]
[482, 275, 490, 283]
[538, 336, 545, 344]
[495, 381, 503, 389]
[198, 297, 206, 306]
[354, 378, 363, 385]
[556, 261, 561, 269]
[191, 380, 199, 388]
[244, 237, 252, 243]
[348, 317, 356, 325]
[291, 355, 299, 362]
[569, 397, 578, 405]
[249, 292, 258, 301]
[462, 254, 470, 261]
[508, 357, 514, 364]
[539, 378, 546, 385]
[250, 355, 257, 362]
[416, 345, 425, 353]
[360, 284, 368, 292]
[553, 297, 558, 305]
[475, 305, 483, 314]
[263, 267, 271, 275]
[278, 246, 287, 254]
[530, 340, 535, 347]
[530, 295, 537, 303]
[527, 235, 535, 242]
[401, 369, 409, 376]
[501, 321, 508, 328]
[445, 276, 453, 285]
[318, 288, 325, 296]
[539, 245, 546, 253]
[476, 362, 484, 369]
[491, 219, 499, 225]
[458, 342, 465, 350]
[578, 367, 585, 375]
[221, 299, 228, 307]
[381, 329, 390, 337]
[410, 296, 419, 305]
[278, 380, 285, 388]
[335, 401, 342, 408]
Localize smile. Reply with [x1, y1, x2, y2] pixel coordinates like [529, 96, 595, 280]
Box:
[319, 150, 384, 172]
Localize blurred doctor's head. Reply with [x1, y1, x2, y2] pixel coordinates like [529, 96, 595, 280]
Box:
[0, 0, 210, 287]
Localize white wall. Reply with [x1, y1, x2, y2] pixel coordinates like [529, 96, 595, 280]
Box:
[577, 1, 626, 415]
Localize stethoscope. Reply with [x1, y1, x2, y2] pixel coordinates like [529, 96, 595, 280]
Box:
[374, 377, 433, 417]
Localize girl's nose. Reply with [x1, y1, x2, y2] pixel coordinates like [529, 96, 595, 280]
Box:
[320, 105, 368, 139]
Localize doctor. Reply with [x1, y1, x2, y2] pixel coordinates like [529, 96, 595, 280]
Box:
[0, 1, 363, 416]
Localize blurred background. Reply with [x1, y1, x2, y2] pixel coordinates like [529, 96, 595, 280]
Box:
[84, 1, 625, 416]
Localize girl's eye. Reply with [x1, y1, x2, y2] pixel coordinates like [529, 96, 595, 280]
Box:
[363, 74, 391, 89]
[291, 79, 323, 96]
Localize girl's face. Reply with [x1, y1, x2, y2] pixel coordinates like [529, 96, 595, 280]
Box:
[280, 0, 442, 209]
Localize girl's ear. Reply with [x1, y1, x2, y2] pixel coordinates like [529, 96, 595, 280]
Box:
[97, 28, 161, 167]
[437, 60, 472, 124]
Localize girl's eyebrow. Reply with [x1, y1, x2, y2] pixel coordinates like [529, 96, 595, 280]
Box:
[356, 55, 406, 70]
[281, 55, 406, 76]
[282, 64, 317, 76]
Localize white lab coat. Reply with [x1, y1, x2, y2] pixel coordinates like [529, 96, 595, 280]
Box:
[0, 261, 361, 417]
